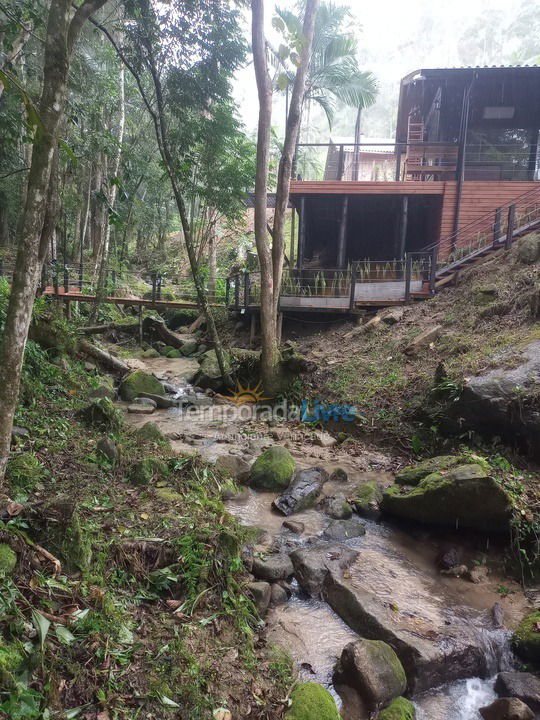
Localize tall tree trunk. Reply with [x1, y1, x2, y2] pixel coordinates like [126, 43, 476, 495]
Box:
[252, 0, 318, 394]
[0, 0, 108, 491]
[208, 220, 217, 302]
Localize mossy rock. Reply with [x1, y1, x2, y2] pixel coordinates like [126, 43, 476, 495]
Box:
[166, 348, 181, 359]
[382, 464, 512, 532]
[180, 340, 198, 356]
[135, 422, 168, 445]
[195, 349, 233, 391]
[512, 611, 540, 662]
[285, 682, 340, 720]
[130, 457, 169, 486]
[0, 639, 24, 688]
[6, 452, 44, 491]
[158, 344, 174, 356]
[353, 481, 383, 515]
[379, 697, 416, 720]
[119, 370, 165, 401]
[396, 455, 476, 486]
[77, 397, 123, 431]
[141, 348, 160, 359]
[516, 234, 540, 265]
[0, 544, 17, 575]
[155, 487, 183, 502]
[249, 446, 295, 491]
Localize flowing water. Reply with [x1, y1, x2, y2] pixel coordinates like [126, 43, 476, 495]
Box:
[123, 359, 531, 720]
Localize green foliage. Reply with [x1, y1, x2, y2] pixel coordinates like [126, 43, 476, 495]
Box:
[6, 452, 45, 492]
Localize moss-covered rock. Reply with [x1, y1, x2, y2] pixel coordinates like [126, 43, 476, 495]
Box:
[166, 348, 181, 358]
[396, 455, 482, 486]
[130, 457, 169, 486]
[155, 487, 183, 502]
[195, 349, 233, 391]
[180, 340, 198, 356]
[379, 697, 416, 720]
[516, 234, 540, 265]
[141, 348, 160, 359]
[77, 397, 123, 431]
[512, 612, 540, 662]
[353, 481, 383, 515]
[6, 452, 44, 491]
[0, 544, 17, 575]
[285, 682, 340, 720]
[0, 639, 24, 688]
[134, 422, 168, 445]
[381, 463, 512, 532]
[119, 370, 165, 402]
[249, 446, 295, 491]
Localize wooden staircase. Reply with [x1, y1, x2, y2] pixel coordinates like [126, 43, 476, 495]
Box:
[430, 185, 540, 288]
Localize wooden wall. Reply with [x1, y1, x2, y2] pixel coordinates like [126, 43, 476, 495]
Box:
[439, 181, 539, 240]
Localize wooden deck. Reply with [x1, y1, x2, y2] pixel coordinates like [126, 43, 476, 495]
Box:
[41, 287, 216, 310]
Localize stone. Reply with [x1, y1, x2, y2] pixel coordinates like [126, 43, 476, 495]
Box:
[216, 454, 251, 480]
[136, 392, 176, 409]
[166, 348, 181, 358]
[89, 384, 117, 401]
[0, 544, 17, 575]
[516, 233, 540, 265]
[134, 422, 168, 444]
[323, 519, 366, 542]
[141, 348, 160, 358]
[436, 546, 463, 570]
[289, 544, 359, 597]
[380, 307, 404, 325]
[381, 464, 512, 533]
[378, 697, 416, 720]
[285, 682, 340, 720]
[512, 612, 540, 662]
[119, 370, 165, 402]
[270, 583, 289, 606]
[133, 397, 158, 408]
[127, 404, 155, 414]
[330, 467, 348, 483]
[479, 698, 534, 720]
[10, 426, 30, 442]
[273, 467, 328, 515]
[97, 437, 118, 463]
[334, 639, 406, 711]
[188, 394, 213, 408]
[396, 454, 475, 486]
[77, 398, 122, 430]
[495, 673, 540, 713]
[152, 341, 167, 354]
[403, 325, 442, 356]
[155, 487, 183, 503]
[180, 340, 198, 356]
[194, 349, 232, 391]
[440, 564, 469, 578]
[249, 447, 295, 491]
[493, 603, 505, 628]
[283, 520, 305, 534]
[468, 565, 489, 583]
[245, 581, 271, 615]
[129, 458, 168, 486]
[352, 482, 383, 517]
[252, 554, 294, 582]
[314, 431, 337, 448]
[323, 494, 353, 520]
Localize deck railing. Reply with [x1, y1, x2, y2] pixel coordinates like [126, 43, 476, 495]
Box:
[294, 141, 539, 183]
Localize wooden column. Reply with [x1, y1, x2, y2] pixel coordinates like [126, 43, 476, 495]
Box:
[290, 209, 296, 266]
[398, 196, 409, 260]
[337, 196, 349, 269]
[297, 196, 306, 270]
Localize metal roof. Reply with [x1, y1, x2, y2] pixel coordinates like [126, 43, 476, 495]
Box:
[401, 65, 540, 84]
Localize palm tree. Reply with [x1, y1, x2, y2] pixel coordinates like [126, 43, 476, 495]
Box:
[272, 2, 378, 177]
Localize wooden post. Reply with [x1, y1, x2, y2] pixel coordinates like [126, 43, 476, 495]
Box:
[430, 247, 438, 294]
[493, 207, 502, 246]
[404, 253, 413, 303]
[64, 265, 69, 294]
[225, 277, 230, 306]
[337, 196, 349, 269]
[349, 262, 357, 310]
[53, 263, 59, 298]
[64, 300, 71, 319]
[138, 306, 143, 346]
[290, 208, 296, 266]
[151, 273, 157, 303]
[337, 144, 345, 180]
[506, 204, 516, 249]
[399, 196, 409, 260]
[244, 272, 251, 308]
[112, 269, 116, 288]
[78, 261, 83, 291]
[297, 196, 306, 270]
[157, 273, 162, 301]
[395, 145, 402, 181]
[234, 274, 240, 310]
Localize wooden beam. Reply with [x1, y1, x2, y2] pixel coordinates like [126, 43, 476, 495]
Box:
[337, 196, 349, 268]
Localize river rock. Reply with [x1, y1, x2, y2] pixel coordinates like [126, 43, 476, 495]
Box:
[133, 397, 158, 408]
[378, 697, 416, 719]
[321, 552, 488, 692]
[89, 384, 117, 401]
[396, 455, 472, 486]
[245, 581, 271, 615]
[273, 466, 328, 515]
[479, 698, 534, 720]
[289, 544, 358, 597]
[249, 446, 295, 491]
[97, 437, 118, 463]
[252, 554, 294, 582]
[270, 583, 289, 607]
[323, 519, 366, 541]
[283, 520, 305, 534]
[334, 639, 406, 711]
[11, 426, 30, 442]
[193, 349, 232, 391]
[495, 673, 540, 713]
[285, 682, 340, 720]
[450, 341, 540, 458]
[127, 404, 155, 414]
[120, 370, 165, 401]
[323, 494, 353, 519]
[381, 464, 512, 533]
[468, 565, 489, 583]
[314, 431, 337, 448]
[216, 454, 251, 480]
[436, 546, 463, 570]
[180, 340, 198, 356]
[135, 392, 177, 409]
[352, 481, 383, 518]
[512, 612, 540, 662]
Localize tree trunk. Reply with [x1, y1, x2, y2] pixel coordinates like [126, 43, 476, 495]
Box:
[208, 221, 217, 302]
[0, 0, 109, 491]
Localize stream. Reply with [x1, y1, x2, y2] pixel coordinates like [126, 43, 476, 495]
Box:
[123, 354, 532, 719]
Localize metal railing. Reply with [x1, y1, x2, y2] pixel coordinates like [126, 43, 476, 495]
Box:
[294, 141, 539, 183]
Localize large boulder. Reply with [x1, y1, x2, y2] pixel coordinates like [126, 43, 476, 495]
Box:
[515, 233, 540, 265]
[119, 370, 165, 402]
[479, 698, 534, 720]
[378, 697, 416, 720]
[322, 519, 366, 541]
[289, 543, 358, 597]
[512, 612, 540, 663]
[193, 349, 232, 391]
[449, 341, 540, 458]
[245, 581, 271, 615]
[249, 447, 295, 491]
[495, 673, 540, 713]
[252, 554, 294, 582]
[272, 466, 328, 515]
[396, 455, 477, 486]
[381, 463, 512, 533]
[284, 682, 340, 720]
[334, 639, 406, 711]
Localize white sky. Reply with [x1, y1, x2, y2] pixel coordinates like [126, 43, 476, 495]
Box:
[233, 0, 524, 137]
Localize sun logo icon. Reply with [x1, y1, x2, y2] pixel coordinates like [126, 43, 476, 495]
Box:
[225, 380, 270, 405]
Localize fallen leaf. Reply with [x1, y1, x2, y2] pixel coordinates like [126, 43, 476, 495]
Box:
[6, 502, 23, 516]
[166, 600, 182, 610]
[214, 709, 232, 720]
[140, 513, 149, 520]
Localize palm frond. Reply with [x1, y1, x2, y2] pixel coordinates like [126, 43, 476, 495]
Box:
[330, 71, 378, 109]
